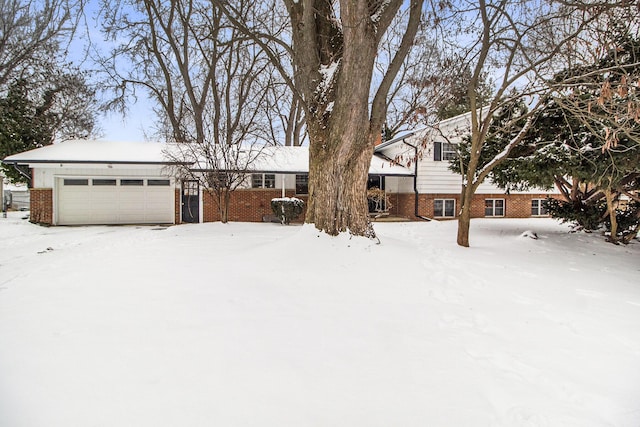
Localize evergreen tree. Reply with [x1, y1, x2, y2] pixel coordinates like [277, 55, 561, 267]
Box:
[475, 33, 640, 243]
[0, 69, 97, 184]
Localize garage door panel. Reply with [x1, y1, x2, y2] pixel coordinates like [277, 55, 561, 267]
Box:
[57, 177, 174, 225]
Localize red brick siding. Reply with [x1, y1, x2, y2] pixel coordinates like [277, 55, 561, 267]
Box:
[188, 189, 558, 223]
[203, 189, 308, 223]
[403, 193, 558, 219]
[30, 188, 53, 225]
[388, 193, 418, 219]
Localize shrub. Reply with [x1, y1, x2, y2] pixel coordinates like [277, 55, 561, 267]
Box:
[544, 197, 605, 231]
[271, 197, 304, 224]
[367, 187, 392, 213]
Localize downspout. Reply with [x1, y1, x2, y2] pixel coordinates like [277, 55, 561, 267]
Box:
[400, 140, 431, 221]
[2, 161, 33, 185]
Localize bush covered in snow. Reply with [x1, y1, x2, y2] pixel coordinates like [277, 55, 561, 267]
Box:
[271, 197, 304, 224]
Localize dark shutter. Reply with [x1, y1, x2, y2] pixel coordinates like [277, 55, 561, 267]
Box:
[434, 141, 442, 161]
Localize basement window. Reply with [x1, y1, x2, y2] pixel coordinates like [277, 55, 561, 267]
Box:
[485, 199, 505, 217]
[531, 199, 549, 216]
[434, 199, 456, 217]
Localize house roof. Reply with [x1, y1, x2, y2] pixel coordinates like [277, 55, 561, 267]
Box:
[247, 146, 413, 176]
[2, 140, 186, 165]
[375, 111, 480, 153]
[2, 140, 414, 176]
[374, 129, 422, 152]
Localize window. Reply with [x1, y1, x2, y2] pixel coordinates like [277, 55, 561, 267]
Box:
[92, 179, 116, 186]
[296, 174, 308, 194]
[251, 173, 276, 189]
[442, 143, 457, 160]
[531, 199, 548, 216]
[434, 199, 456, 217]
[120, 179, 144, 186]
[485, 199, 505, 217]
[434, 142, 457, 161]
[264, 174, 276, 189]
[63, 179, 88, 185]
[147, 179, 170, 186]
[207, 172, 228, 187]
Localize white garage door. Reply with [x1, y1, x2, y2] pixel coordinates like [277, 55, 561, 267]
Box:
[57, 177, 174, 225]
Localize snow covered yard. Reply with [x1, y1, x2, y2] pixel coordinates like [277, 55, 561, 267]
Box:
[1, 213, 639, 427]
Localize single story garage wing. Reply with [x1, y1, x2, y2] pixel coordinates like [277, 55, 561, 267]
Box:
[2, 141, 188, 226]
[56, 176, 174, 225]
[2, 140, 414, 225]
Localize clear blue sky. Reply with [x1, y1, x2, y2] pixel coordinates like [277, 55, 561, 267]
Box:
[97, 102, 155, 142]
[73, 0, 155, 142]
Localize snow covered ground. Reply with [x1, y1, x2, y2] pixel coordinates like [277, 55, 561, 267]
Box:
[1, 212, 639, 427]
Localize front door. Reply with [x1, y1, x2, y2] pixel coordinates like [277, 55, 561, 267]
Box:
[181, 180, 199, 223]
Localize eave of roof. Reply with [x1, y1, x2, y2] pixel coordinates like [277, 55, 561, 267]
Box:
[2, 141, 414, 176]
[1, 159, 190, 165]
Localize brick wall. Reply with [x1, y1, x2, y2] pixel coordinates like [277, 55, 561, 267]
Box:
[29, 188, 53, 225]
[387, 193, 418, 219]
[195, 190, 557, 223]
[203, 189, 308, 223]
[397, 192, 558, 219]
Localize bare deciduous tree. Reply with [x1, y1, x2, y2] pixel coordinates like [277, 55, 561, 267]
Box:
[99, 0, 279, 221]
[430, 0, 636, 247]
[377, 17, 451, 136]
[0, 0, 83, 89]
[219, 0, 425, 237]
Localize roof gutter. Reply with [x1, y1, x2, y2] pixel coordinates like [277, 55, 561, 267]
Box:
[12, 163, 31, 183]
[0, 160, 32, 185]
[1, 159, 191, 166]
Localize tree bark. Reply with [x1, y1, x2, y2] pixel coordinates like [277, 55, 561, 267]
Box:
[457, 184, 474, 247]
[280, 0, 421, 237]
[306, 128, 375, 236]
[217, 189, 231, 223]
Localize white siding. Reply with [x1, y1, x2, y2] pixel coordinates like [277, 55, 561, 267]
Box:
[384, 176, 414, 193]
[33, 164, 170, 188]
[380, 114, 558, 196]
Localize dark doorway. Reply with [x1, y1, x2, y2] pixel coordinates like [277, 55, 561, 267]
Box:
[367, 175, 386, 213]
[181, 180, 199, 223]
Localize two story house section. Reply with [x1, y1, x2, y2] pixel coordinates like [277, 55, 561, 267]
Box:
[376, 112, 558, 220]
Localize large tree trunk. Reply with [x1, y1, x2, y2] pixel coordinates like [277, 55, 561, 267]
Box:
[279, 0, 421, 237]
[301, 1, 379, 237]
[306, 129, 374, 236]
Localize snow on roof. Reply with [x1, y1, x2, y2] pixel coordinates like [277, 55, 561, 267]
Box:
[3, 140, 413, 176]
[247, 146, 412, 176]
[375, 129, 424, 152]
[2, 140, 180, 165]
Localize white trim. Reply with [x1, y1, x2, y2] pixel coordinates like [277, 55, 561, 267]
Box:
[531, 198, 549, 216]
[434, 198, 456, 218]
[484, 198, 505, 217]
